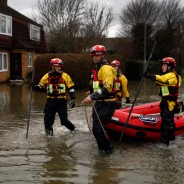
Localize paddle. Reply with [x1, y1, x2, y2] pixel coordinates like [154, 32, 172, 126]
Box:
[26, 67, 35, 139]
[118, 41, 156, 145]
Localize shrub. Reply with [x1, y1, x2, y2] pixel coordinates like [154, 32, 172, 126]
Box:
[124, 60, 162, 80]
[34, 53, 124, 89]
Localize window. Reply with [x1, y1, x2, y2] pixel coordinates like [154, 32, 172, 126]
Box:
[30, 24, 40, 41]
[28, 53, 32, 67]
[0, 13, 12, 36]
[0, 53, 8, 71]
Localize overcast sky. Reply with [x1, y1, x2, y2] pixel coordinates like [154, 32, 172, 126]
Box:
[7, 0, 130, 37]
[7, 0, 184, 37]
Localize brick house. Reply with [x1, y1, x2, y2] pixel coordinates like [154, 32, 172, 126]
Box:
[0, 0, 48, 83]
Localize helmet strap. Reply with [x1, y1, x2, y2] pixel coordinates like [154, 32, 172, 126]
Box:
[164, 65, 173, 73]
[52, 66, 62, 73]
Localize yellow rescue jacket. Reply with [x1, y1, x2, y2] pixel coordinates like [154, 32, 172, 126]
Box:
[155, 71, 181, 111]
[39, 71, 74, 98]
[90, 64, 117, 101]
[115, 73, 129, 99]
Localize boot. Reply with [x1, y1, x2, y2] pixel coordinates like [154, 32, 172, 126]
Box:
[45, 127, 53, 136]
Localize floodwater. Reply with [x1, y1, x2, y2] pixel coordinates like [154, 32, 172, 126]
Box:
[1, 80, 184, 184]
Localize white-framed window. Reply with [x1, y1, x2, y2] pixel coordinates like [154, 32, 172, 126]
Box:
[0, 53, 8, 71]
[30, 24, 40, 41]
[0, 13, 12, 36]
[28, 53, 32, 67]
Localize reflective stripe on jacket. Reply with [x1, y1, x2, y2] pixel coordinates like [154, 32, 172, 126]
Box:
[90, 64, 116, 100]
[155, 71, 180, 100]
[115, 74, 129, 98]
[39, 70, 74, 97]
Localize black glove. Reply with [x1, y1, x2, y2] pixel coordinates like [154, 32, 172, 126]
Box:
[142, 72, 155, 80]
[31, 83, 42, 91]
[125, 97, 130, 103]
[70, 99, 75, 108]
[142, 72, 149, 78]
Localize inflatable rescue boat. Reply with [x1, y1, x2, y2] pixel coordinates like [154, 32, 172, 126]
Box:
[107, 101, 184, 140]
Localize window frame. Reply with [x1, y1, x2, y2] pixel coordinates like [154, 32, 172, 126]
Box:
[28, 53, 32, 67]
[29, 24, 40, 41]
[0, 13, 12, 36]
[0, 53, 8, 72]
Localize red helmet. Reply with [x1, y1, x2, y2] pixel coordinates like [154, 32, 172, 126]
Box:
[50, 58, 63, 67]
[162, 57, 176, 68]
[90, 45, 106, 56]
[111, 60, 120, 67]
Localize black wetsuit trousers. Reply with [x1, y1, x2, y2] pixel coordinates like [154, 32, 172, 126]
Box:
[44, 98, 75, 132]
[92, 101, 116, 151]
[160, 99, 175, 142]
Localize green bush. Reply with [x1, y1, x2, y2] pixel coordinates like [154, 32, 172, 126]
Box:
[34, 54, 182, 88]
[34, 53, 124, 89]
[124, 60, 162, 80]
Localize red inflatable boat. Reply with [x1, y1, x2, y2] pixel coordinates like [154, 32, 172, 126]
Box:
[107, 101, 184, 140]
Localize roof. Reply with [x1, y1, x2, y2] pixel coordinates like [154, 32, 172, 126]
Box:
[0, 1, 48, 53]
[0, 1, 40, 26]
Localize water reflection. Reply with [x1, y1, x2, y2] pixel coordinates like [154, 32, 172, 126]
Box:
[41, 140, 77, 183]
[0, 81, 184, 184]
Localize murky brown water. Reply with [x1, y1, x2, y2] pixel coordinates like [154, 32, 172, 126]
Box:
[1, 80, 184, 184]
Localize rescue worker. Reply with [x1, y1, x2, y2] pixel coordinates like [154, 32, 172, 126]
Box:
[110, 60, 130, 108]
[32, 58, 76, 136]
[143, 57, 181, 145]
[82, 45, 117, 154]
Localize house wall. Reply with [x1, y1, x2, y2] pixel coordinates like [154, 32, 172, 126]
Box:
[22, 51, 36, 82]
[0, 50, 37, 83]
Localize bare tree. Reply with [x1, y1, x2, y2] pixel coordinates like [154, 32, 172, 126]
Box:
[81, 3, 113, 47]
[118, 0, 161, 60]
[37, 0, 86, 52]
[36, 0, 113, 53]
[155, 0, 184, 65]
[118, 0, 184, 64]
[160, 0, 184, 27]
[119, 0, 161, 37]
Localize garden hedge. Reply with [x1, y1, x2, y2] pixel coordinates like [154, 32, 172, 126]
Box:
[34, 53, 124, 89]
[33, 53, 181, 89]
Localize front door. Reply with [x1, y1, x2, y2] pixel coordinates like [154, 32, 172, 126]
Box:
[10, 53, 22, 80]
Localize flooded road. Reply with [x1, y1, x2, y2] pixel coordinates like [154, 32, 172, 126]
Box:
[1, 81, 184, 184]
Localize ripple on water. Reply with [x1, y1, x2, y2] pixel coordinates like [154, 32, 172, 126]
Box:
[1, 83, 184, 183]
